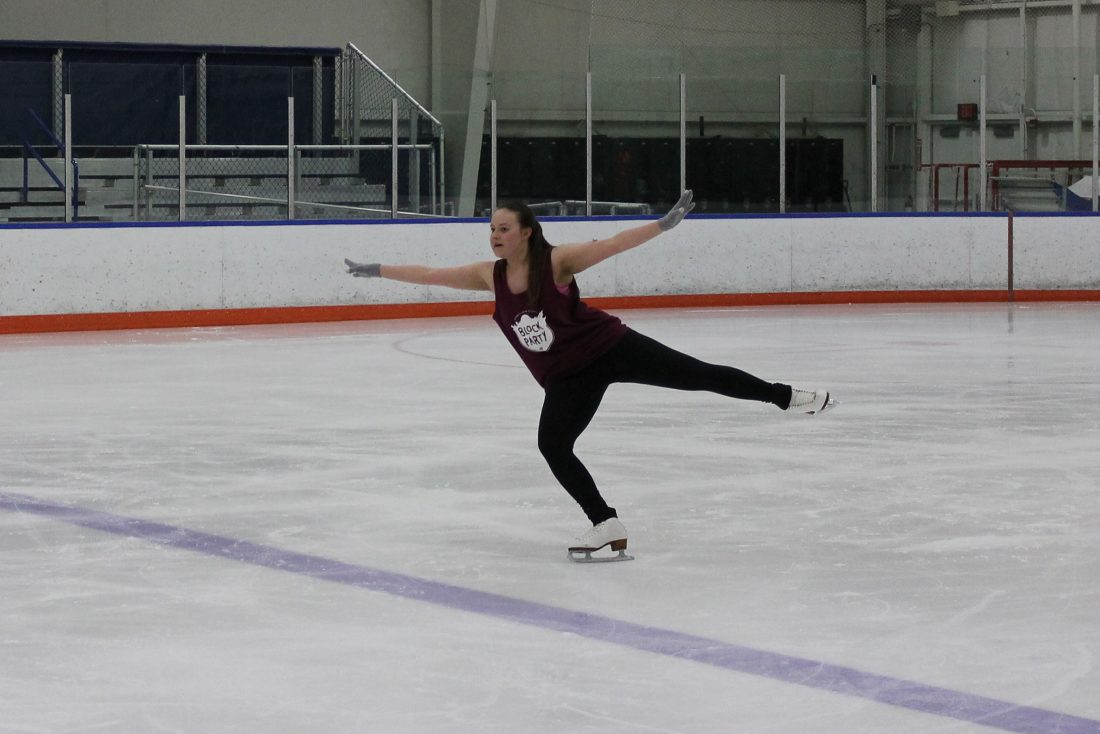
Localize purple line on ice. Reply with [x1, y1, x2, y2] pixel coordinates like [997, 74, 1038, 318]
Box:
[3, 490, 1097, 734]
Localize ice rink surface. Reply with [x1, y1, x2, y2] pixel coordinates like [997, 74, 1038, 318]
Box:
[2, 302, 1099, 733]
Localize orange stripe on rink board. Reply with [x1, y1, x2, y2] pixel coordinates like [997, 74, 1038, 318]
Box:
[589, 291, 1007, 309]
[2, 290, 1099, 335]
[1006, 290, 1100, 302]
[584, 290, 1100, 308]
[0, 302, 495, 335]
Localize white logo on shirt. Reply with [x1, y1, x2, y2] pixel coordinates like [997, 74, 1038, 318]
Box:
[511, 311, 555, 352]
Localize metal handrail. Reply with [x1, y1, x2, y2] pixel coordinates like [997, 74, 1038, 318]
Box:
[134, 140, 441, 220]
[135, 143, 435, 152]
[563, 200, 653, 214]
[345, 43, 442, 127]
[142, 183, 449, 218]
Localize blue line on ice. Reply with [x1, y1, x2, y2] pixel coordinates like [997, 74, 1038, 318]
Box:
[3, 490, 1097, 734]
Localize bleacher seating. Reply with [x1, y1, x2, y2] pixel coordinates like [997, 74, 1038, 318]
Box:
[0, 155, 391, 223]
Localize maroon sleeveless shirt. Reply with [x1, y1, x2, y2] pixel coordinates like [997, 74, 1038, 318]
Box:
[492, 249, 627, 386]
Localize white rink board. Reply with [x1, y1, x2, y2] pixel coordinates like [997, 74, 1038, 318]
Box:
[0, 214, 1093, 318]
[1012, 216, 1100, 289]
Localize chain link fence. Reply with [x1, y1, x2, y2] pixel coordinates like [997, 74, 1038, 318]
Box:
[587, 0, 870, 213]
[136, 145, 293, 221]
[335, 43, 444, 218]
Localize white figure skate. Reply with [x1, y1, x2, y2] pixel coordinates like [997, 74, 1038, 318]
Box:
[568, 518, 634, 563]
[786, 387, 836, 415]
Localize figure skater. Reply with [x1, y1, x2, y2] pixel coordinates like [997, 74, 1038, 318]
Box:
[345, 191, 832, 561]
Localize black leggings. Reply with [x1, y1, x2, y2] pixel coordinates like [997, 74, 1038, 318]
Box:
[537, 329, 791, 525]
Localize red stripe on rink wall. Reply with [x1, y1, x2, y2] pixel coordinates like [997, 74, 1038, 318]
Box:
[1, 290, 1099, 335]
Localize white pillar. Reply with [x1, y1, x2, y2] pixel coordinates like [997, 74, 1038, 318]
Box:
[456, 0, 497, 217]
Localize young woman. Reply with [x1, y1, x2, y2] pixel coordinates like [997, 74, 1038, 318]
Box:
[345, 191, 832, 561]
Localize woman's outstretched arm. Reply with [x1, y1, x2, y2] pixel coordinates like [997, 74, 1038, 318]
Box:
[345, 259, 495, 292]
[552, 190, 695, 278]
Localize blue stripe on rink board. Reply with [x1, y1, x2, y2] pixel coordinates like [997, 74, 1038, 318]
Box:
[0, 210, 1027, 231]
[3, 490, 1098, 734]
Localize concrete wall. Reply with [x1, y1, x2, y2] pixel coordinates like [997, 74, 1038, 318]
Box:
[4, 0, 1097, 213]
[0, 0, 433, 98]
[2, 214, 1096, 321]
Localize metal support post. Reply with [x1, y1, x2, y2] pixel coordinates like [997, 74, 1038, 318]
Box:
[679, 73, 687, 195]
[335, 52, 346, 144]
[1093, 74, 1099, 212]
[916, 17, 933, 211]
[585, 72, 593, 217]
[391, 98, 399, 218]
[1073, 0, 1082, 158]
[352, 60, 361, 167]
[197, 53, 208, 145]
[410, 109, 420, 214]
[979, 75, 988, 211]
[870, 80, 878, 213]
[779, 74, 787, 214]
[490, 99, 498, 213]
[313, 56, 323, 146]
[1019, 3, 1029, 158]
[288, 97, 296, 220]
[52, 49, 64, 142]
[64, 94, 72, 223]
[439, 130, 446, 216]
[132, 147, 140, 221]
[429, 146, 438, 216]
[179, 95, 187, 221]
[144, 147, 153, 220]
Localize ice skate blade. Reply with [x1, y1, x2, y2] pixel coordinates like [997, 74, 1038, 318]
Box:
[568, 549, 635, 563]
[814, 396, 838, 415]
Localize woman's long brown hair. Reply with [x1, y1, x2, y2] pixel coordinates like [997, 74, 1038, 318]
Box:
[499, 203, 553, 308]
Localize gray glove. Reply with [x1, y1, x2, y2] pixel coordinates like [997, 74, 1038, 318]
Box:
[345, 258, 381, 278]
[657, 189, 695, 231]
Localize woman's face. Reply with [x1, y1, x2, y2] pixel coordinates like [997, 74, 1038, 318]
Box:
[489, 209, 531, 261]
